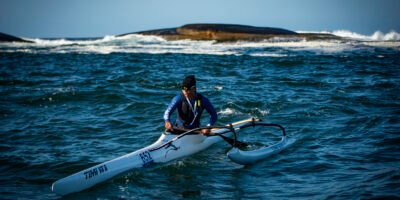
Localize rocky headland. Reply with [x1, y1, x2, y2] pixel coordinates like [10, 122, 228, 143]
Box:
[1, 24, 341, 43]
[120, 23, 340, 42]
[0, 32, 33, 43]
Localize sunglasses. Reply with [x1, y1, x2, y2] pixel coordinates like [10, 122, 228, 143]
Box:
[182, 86, 196, 91]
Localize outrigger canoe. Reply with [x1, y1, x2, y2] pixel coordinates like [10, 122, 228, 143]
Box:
[52, 118, 293, 195]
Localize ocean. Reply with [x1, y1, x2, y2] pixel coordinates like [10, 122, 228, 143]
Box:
[1, 31, 399, 199]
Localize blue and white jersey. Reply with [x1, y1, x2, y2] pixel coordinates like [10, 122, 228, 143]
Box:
[164, 93, 217, 129]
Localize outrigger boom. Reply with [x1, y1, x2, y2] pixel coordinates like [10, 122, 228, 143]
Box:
[52, 118, 293, 195]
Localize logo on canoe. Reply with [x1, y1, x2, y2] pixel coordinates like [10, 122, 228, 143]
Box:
[139, 151, 154, 167]
[165, 143, 180, 158]
[84, 164, 108, 180]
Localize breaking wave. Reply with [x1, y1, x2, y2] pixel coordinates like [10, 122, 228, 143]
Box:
[298, 30, 400, 41]
[333, 30, 400, 41]
[1, 30, 399, 55]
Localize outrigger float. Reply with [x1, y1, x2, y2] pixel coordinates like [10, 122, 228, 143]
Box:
[52, 118, 294, 195]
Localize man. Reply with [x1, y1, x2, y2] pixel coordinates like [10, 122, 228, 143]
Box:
[164, 75, 217, 135]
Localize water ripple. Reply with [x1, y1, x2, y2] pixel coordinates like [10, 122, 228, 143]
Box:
[0, 43, 399, 199]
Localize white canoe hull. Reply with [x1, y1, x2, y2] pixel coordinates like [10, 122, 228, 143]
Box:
[52, 119, 254, 195]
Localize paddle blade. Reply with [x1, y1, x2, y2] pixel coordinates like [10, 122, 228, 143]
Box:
[219, 135, 248, 148]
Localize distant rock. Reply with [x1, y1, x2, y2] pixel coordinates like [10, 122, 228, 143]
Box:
[179, 23, 297, 35]
[121, 23, 340, 42]
[120, 28, 178, 37]
[0, 32, 33, 43]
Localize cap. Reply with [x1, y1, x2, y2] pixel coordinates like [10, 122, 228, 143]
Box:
[182, 75, 196, 90]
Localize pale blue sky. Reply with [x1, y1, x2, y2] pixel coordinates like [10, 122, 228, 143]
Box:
[0, 0, 399, 38]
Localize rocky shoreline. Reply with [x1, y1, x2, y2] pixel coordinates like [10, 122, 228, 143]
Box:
[1, 23, 341, 43]
[121, 23, 341, 42]
[0, 32, 33, 43]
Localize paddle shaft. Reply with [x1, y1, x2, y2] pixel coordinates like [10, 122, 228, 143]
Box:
[167, 127, 248, 148]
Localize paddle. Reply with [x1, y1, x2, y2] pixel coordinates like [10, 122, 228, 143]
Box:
[210, 132, 248, 148]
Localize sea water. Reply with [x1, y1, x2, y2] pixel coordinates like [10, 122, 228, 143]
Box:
[1, 31, 399, 199]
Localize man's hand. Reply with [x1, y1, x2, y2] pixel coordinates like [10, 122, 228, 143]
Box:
[201, 128, 211, 135]
[165, 121, 172, 130]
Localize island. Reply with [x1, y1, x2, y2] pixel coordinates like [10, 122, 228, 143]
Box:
[1, 24, 341, 43]
[120, 23, 340, 42]
[0, 32, 33, 43]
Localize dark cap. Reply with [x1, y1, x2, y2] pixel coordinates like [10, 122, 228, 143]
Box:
[182, 75, 196, 89]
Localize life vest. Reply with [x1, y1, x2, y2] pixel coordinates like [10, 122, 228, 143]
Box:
[177, 93, 203, 128]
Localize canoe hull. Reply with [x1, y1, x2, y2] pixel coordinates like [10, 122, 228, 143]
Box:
[52, 119, 255, 195]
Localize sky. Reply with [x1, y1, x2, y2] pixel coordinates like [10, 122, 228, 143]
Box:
[0, 0, 399, 38]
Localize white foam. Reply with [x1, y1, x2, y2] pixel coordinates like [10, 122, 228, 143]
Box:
[214, 86, 223, 91]
[332, 30, 370, 40]
[371, 31, 400, 41]
[2, 31, 399, 55]
[23, 35, 131, 47]
[256, 108, 270, 116]
[249, 53, 288, 57]
[218, 108, 236, 115]
[299, 30, 400, 41]
[361, 41, 400, 48]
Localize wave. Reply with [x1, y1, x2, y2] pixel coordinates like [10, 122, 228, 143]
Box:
[217, 108, 269, 117]
[218, 108, 236, 115]
[2, 31, 399, 55]
[22, 35, 118, 46]
[298, 30, 400, 41]
[333, 30, 400, 41]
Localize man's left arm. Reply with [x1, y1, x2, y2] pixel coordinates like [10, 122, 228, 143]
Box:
[203, 96, 218, 126]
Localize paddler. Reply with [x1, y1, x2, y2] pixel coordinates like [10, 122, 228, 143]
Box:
[164, 75, 218, 135]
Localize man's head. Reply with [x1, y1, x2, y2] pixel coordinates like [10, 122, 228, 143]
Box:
[182, 75, 196, 99]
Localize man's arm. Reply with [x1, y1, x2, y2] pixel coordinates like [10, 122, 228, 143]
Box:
[163, 95, 180, 129]
[203, 96, 218, 126]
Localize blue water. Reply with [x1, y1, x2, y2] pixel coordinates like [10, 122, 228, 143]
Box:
[1, 36, 399, 199]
